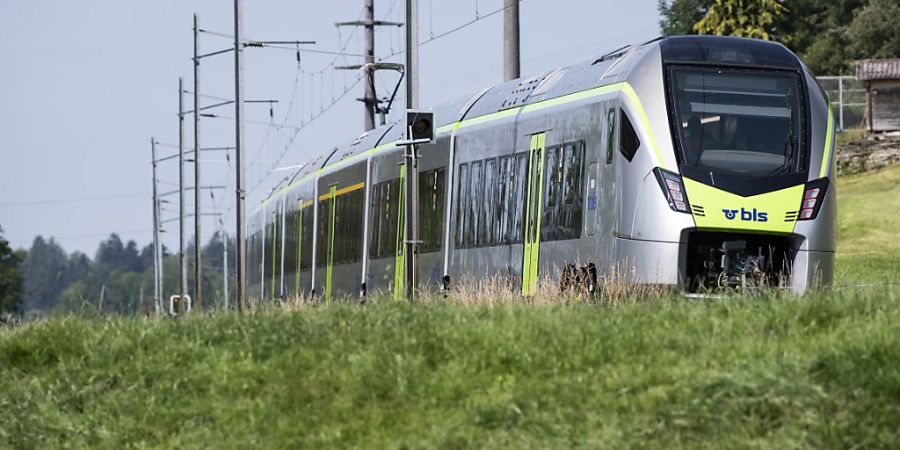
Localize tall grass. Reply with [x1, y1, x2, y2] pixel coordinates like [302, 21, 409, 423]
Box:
[2, 289, 899, 448]
[2, 163, 899, 448]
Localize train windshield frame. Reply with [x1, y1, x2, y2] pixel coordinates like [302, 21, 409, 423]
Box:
[666, 65, 809, 183]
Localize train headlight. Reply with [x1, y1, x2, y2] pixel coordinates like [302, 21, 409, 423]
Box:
[797, 178, 829, 221]
[654, 168, 691, 214]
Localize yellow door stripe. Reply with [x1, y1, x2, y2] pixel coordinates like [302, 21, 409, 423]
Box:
[393, 164, 406, 300]
[294, 201, 303, 297]
[325, 185, 337, 303]
[820, 106, 834, 179]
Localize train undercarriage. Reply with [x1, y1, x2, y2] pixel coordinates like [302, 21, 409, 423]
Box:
[684, 231, 796, 292]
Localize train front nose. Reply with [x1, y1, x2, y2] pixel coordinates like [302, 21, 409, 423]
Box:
[657, 63, 837, 291]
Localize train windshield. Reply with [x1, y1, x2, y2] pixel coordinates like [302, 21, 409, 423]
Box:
[669, 66, 805, 178]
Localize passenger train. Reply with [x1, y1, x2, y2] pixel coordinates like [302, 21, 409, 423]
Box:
[247, 35, 836, 301]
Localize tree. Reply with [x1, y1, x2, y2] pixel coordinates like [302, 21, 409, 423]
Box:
[20, 236, 69, 312]
[95, 234, 143, 273]
[0, 226, 26, 317]
[659, 0, 713, 36]
[774, 0, 868, 75]
[848, 0, 900, 60]
[56, 234, 150, 315]
[693, 0, 787, 40]
[658, 0, 870, 75]
[65, 252, 90, 285]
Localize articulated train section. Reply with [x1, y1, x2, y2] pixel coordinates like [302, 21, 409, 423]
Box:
[248, 35, 836, 301]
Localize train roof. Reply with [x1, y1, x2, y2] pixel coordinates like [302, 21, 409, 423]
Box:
[258, 35, 801, 207]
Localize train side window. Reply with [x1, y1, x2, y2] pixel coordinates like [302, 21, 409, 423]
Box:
[620, 111, 640, 162]
[315, 200, 328, 268]
[300, 206, 313, 270]
[270, 212, 279, 284]
[455, 163, 469, 248]
[497, 156, 511, 244]
[284, 202, 298, 279]
[545, 147, 561, 208]
[481, 158, 497, 246]
[334, 196, 344, 264]
[368, 184, 381, 259]
[563, 142, 584, 206]
[334, 189, 364, 264]
[418, 168, 445, 253]
[383, 182, 393, 258]
[467, 161, 483, 247]
[605, 108, 616, 165]
[351, 189, 364, 262]
[386, 178, 400, 258]
[510, 152, 528, 243]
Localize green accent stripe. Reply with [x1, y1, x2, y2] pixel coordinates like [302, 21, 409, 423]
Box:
[435, 82, 668, 170]
[820, 107, 834, 179]
[294, 201, 303, 298]
[522, 133, 546, 296]
[620, 83, 667, 171]
[251, 140, 401, 216]
[325, 186, 337, 304]
[257, 79, 672, 216]
[393, 164, 406, 301]
[270, 211, 277, 302]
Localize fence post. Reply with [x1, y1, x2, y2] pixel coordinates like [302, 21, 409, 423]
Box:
[838, 76, 845, 131]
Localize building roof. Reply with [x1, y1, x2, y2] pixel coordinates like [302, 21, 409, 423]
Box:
[855, 59, 900, 81]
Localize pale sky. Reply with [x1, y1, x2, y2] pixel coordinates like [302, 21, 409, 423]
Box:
[0, 0, 661, 256]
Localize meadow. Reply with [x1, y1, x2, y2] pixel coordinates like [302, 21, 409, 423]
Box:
[1, 165, 899, 449]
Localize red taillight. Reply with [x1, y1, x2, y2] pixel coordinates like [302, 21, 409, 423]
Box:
[797, 179, 828, 221]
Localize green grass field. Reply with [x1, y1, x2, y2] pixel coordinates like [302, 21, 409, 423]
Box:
[836, 164, 900, 285]
[2, 166, 899, 449]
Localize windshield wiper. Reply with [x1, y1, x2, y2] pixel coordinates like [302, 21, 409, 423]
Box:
[766, 120, 795, 177]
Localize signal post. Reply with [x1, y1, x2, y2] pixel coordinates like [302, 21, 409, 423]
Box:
[396, 110, 433, 300]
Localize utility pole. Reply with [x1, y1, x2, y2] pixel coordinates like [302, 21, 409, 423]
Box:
[405, 0, 420, 300]
[178, 78, 188, 304]
[234, 0, 246, 313]
[503, 0, 520, 81]
[156, 193, 164, 313]
[363, 0, 375, 130]
[222, 226, 229, 310]
[193, 13, 203, 311]
[406, 0, 418, 109]
[151, 137, 161, 315]
[337, 0, 402, 131]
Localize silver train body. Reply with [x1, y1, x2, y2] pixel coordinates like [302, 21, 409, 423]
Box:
[247, 35, 836, 301]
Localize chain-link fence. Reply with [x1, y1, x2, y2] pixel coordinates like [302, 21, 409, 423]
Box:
[816, 76, 867, 131]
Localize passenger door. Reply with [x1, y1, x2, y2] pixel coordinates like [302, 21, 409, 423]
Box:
[393, 164, 406, 300]
[601, 103, 619, 268]
[522, 133, 546, 296]
[324, 185, 337, 303]
[586, 162, 599, 236]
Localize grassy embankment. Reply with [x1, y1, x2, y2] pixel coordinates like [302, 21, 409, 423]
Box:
[836, 163, 900, 285]
[1, 166, 899, 448]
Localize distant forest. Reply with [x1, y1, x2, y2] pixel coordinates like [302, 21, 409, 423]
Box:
[659, 0, 900, 75]
[3, 231, 235, 318]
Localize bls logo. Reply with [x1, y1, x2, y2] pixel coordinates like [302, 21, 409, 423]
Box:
[722, 208, 768, 222]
